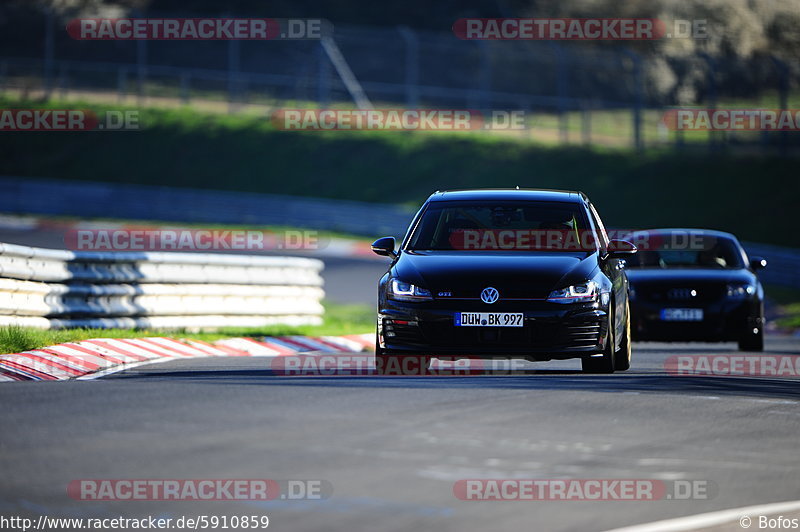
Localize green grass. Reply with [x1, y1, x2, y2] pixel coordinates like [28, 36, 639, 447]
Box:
[13, 88, 800, 147]
[766, 284, 800, 330]
[0, 301, 374, 355]
[763, 285, 800, 331]
[2, 97, 799, 247]
[775, 304, 800, 330]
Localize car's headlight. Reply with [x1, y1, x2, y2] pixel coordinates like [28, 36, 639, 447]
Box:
[726, 283, 756, 299]
[388, 279, 433, 301]
[548, 281, 599, 304]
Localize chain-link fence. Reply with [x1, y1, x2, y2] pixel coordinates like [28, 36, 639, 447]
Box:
[1, 9, 799, 153]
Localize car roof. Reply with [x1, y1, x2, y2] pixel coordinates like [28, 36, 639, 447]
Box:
[427, 188, 586, 203]
[629, 228, 739, 241]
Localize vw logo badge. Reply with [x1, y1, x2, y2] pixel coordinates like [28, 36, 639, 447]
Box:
[480, 287, 500, 304]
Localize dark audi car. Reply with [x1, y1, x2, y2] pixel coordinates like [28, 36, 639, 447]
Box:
[371, 189, 637, 374]
[625, 229, 766, 351]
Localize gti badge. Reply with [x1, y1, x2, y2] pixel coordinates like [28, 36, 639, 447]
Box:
[480, 286, 500, 304]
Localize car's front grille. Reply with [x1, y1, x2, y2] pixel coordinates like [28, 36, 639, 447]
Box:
[412, 319, 602, 350]
[667, 288, 695, 300]
[419, 322, 519, 347]
[638, 284, 725, 303]
[555, 322, 604, 349]
[383, 320, 425, 344]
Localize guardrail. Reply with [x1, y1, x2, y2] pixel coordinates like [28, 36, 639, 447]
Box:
[0, 176, 413, 238]
[0, 242, 324, 329]
[742, 242, 800, 290]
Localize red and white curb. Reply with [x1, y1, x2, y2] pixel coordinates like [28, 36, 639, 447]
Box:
[0, 333, 374, 381]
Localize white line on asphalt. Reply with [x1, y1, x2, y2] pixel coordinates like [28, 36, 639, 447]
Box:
[605, 499, 800, 532]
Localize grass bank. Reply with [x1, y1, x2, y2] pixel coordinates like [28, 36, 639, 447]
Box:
[1, 98, 798, 247]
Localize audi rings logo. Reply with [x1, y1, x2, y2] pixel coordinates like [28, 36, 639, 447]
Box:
[668, 288, 697, 300]
[480, 287, 500, 304]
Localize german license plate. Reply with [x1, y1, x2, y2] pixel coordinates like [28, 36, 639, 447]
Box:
[454, 312, 524, 327]
[660, 308, 704, 321]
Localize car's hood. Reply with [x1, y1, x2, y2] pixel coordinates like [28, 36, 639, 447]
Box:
[626, 268, 756, 286]
[392, 250, 598, 298]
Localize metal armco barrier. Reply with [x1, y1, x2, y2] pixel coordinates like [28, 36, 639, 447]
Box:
[0, 242, 324, 329]
[0, 176, 413, 238]
[742, 242, 800, 290]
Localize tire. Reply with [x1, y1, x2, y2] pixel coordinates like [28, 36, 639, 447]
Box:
[375, 331, 432, 375]
[738, 326, 764, 352]
[375, 353, 431, 376]
[375, 330, 384, 357]
[375, 353, 399, 375]
[614, 300, 632, 371]
[582, 309, 615, 374]
[374, 330, 396, 375]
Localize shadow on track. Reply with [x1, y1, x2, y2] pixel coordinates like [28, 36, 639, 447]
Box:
[634, 342, 800, 356]
[110, 368, 800, 401]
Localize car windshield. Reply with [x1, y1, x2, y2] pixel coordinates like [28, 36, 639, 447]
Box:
[627, 234, 745, 269]
[406, 201, 596, 252]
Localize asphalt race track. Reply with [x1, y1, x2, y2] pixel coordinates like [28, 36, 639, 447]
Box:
[1, 227, 799, 531]
[2, 339, 800, 531]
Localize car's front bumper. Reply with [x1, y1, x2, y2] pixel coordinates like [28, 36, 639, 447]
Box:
[630, 298, 762, 342]
[378, 299, 609, 360]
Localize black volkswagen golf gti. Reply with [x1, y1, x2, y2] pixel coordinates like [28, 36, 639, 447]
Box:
[371, 189, 637, 374]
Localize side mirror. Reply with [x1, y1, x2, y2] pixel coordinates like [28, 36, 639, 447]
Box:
[606, 239, 638, 259]
[750, 256, 767, 270]
[371, 237, 397, 259]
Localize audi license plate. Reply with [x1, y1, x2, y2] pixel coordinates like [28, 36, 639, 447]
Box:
[660, 308, 704, 321]
[455, 312, 523, 327]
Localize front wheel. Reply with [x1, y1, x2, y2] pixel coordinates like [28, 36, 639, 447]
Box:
[738, 326, 764, 352]
[375, 331, 397, 375]
[375, 330, 384, 357]
[375, 331, 432, 375]
[614, 301, 632, 371]
[582, 310, 615, 374]
[375, 353, 432, 376]
[375, 353, 399, 375]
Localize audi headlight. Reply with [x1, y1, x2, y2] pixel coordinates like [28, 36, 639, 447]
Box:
[548, 281, 599, 304]
[388, 279, 433, 301]
[726, 283, 756, 299]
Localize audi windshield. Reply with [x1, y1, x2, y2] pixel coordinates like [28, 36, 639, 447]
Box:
[628, 233, 746, 269]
